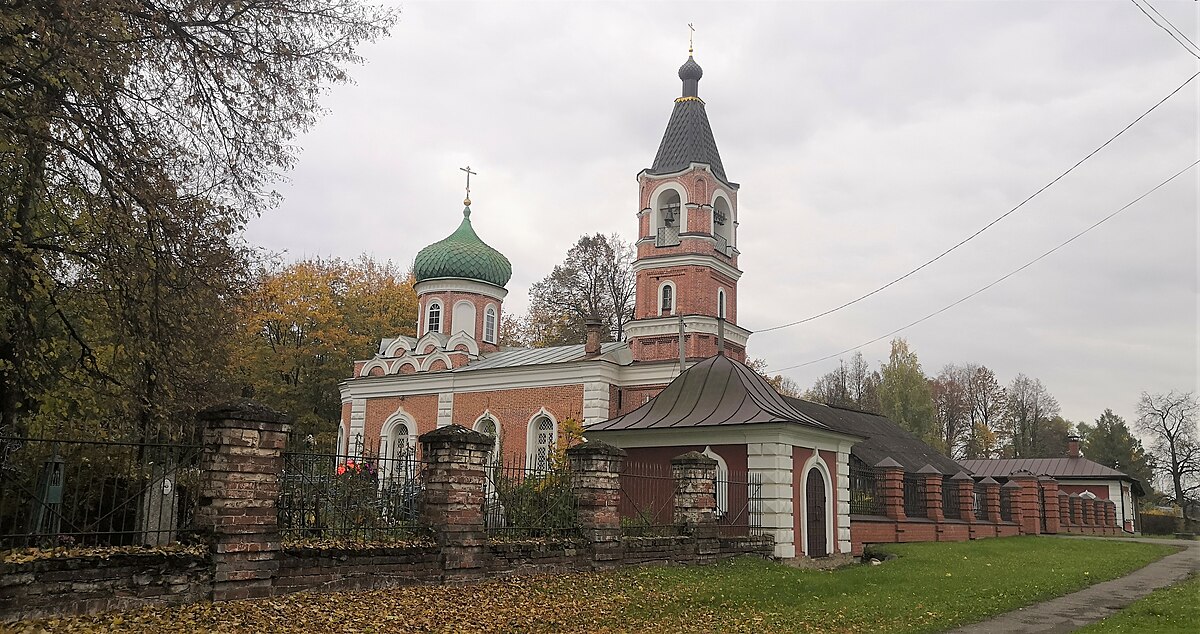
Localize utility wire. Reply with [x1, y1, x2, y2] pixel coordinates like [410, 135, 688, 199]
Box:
[752, 70, 1200, 335]
[1131, 0, 1200, 58]
[768, 158, 1200, 374]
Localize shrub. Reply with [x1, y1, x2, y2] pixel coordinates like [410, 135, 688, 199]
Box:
[1140, 513, 1180, 535]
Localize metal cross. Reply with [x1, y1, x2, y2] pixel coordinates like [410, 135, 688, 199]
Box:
[459, 165, 476, 205]
[688, 23, 695, 54]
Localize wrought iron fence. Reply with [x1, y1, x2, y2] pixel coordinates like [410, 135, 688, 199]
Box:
[999, 486, 1014, 522]
[618, 462, 677, 536]
[942, 476, 961, 519]
[0, 436, 201, 550]
[482, 456, 578, 539]
[716, 470, 765, 537]
[974, 484, 988, 520]
[278, 435, 430, 544]
[849, 460, 883, 516]
[902, 475, 927, 518]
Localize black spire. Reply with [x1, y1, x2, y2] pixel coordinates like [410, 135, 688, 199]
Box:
[648, 55, 728, 183]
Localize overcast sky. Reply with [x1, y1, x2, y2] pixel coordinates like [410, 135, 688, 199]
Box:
[246, 1, 1198, 427]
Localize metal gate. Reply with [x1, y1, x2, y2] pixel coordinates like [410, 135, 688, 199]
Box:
[806, 467, 827, 557]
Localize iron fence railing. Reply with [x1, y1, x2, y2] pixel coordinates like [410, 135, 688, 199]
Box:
[1000, 486, 1014, 522]
[278, 436, 430, 544]
[0, 436, 201, 550]
[716, 470, 765, 537]
[974, 484, 988, 520]
[942, 477, 962, 519]
[618, 462, 677, 536]
[483, 456, 578, 539]
[849, 461, 883, 516]
[903, 475, 927, 519]
[656, 226, 680, 247]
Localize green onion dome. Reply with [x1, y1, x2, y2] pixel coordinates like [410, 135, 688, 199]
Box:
[413, 205, 512, 288]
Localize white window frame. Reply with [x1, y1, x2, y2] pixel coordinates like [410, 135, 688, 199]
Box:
[658, 280, 677, 316]
[425, 299, 443, 334]
[526, 410, 558, 471]
[474, 412, 501, 465]
[702, 446, 729, 518]
[484, 304, 498, 343]
[382, 409, 418, 483]
[717, 288, 726, 319]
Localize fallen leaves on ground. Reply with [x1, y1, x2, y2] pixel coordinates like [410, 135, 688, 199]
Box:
[1, 544, 206, 565]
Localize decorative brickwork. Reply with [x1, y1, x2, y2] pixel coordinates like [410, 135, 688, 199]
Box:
[918, 465, 943, 521]
[875, 458, 906, 521]
[568, 441, 626, 568]
[418, 424, 493, 582]
[196, 401, 290, 602]
[1040, 477, 1060, 534]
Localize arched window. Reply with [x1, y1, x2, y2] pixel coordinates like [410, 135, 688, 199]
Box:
[383, 418, 417, 483]
[712, 195, 733, 254]
[474, 415, 500, 466]
[717, 288, 726, 319]
[484, 306, 497, 343]
[452, 300, 476, 336]
[426, 300, 442, 334]
[527, 414, 557, 471]
[658, 189, 681, 227]
[658, 281, 676, 316]
[702, 446, 729, 518]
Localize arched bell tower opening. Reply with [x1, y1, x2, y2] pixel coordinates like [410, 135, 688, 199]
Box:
[625, 50, 751, 363]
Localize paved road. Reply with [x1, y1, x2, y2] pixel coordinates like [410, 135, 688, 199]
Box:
[946, 536, 1199, 634]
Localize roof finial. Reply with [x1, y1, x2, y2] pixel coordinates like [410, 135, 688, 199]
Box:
[459, 165, 476, 209]
[688, 22, 695, 55]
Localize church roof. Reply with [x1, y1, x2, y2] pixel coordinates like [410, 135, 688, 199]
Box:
[456, 341, 626, 371]
[786, 398, 964, 475]
[587, 355, 840, 433]
[647, 55, 729, 183]
[413, 205, 512, 288]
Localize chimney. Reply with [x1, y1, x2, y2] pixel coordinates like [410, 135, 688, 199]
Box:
[1066, 435, 1082, 458]
[584, 317, 602, 355]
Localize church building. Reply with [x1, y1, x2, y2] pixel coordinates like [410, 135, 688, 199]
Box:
[338, 50, 752, 471]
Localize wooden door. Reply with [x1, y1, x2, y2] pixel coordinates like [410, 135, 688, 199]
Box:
[806, 468, 827, 557]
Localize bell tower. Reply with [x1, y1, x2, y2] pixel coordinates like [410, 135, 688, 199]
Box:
[624, 50, 750, 363]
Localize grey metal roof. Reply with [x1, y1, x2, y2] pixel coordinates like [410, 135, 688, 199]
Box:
[785, 398, 964, 475]
[959, 458, 1145, 496]
[588, 355, 839, 433]
[648, 98, 728, 183]
[455, 342, 626, 371]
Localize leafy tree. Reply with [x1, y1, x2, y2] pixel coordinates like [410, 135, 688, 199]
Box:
[1001, 374, 1061, 457]
[747, 358, 802, 398]
[930, 365, 971, 459]
[963, 365, 1005, 459]
[1136, 391, 1199, 515]
[0, 0, 394, 436]
[878, 338, 939, 450]
[802, 352, 881, 412]
[525, 234, 634, 346]
[233, 257, 416, 435]
[1077, 409, 1155, 489]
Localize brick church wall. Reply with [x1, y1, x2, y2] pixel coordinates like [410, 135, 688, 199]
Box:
[452, 384, 584, 463]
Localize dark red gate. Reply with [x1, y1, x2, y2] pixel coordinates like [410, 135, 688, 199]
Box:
[806, 467, 827, 557]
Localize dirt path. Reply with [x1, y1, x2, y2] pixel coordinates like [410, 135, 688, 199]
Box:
[946, 536, 1199, 634]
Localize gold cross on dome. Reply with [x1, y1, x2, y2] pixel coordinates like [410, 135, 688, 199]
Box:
[688, 23, 695, 54]
[459, 165, 476, 206]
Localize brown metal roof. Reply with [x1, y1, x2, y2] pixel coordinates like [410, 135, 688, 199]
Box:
[588, 355, 843, 433]
[959, 457, 1129, 480]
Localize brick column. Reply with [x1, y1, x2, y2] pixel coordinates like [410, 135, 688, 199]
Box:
[875, 458, 906, 521]
[1059, 491, 1071, 529]
[1106, 501, 1117, 534]
[567, 441, 625, 569]
[1002, 480, 1022, 529]
[952, 472, 975, 525]
[196, 401, 290, 602]
[1069, 494, 1082, 531]
[980, 477, 1001, 524]
[1009, 472, 1040, 535]
[1082, 497, 1096, 532]
[918, 465, 943, 521]
[1039, 476, 1060, 534]
[672, 451, 719, 560]
[419, 425, 492, 582]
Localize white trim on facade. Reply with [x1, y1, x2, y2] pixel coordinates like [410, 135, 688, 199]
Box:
[527, 409, 558, 469]
[484, 304, 498, 343]
[414, 278, 508, 301]
[348, 399, 366, 458]
[421, 350, 454, 372]
[799, 452, 835, 558]
[631, 253, 743, 282]
[702, 446, 730, 517]
[749, 442, 795, 558]
[445, 331, 480, 356]
[657, 280, 677, 316]
[359, 358, 389, 378]
[624, 315, 752, 348]
[582, 382, 611, 426]
[648, 181, 689, 238]
[425, 299, 444, 335]
[436, 392, 454, 427]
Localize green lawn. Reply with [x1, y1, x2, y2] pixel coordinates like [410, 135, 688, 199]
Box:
[7, 536, 1177, 633]
[1075, 574, 1200, 633]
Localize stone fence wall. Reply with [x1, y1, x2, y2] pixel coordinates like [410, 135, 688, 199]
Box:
[850, 461, 1121, 555]
[1, 402, 771, 623]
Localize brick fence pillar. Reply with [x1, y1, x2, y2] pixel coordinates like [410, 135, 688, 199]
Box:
[419, 425, 492, 582]
[1010, 471, 1040, 535]
[672, 451, 719, 559]
[919, 465, 943, 521]
[1069, 494, 1082, 531]
[952, 472, 975, 526]
[981, 477, 1001, 525]
[875, 458, 907, 522]
[1039, 476, 1060, 534]
[1106, 501, 1117, 534]
[1083, 497, 1097, 532]
[567, 441, 626, 569]
[196, 401, 290, 602]
[1002, 480, 1023, 529]
[1059, 491, 1071, 530]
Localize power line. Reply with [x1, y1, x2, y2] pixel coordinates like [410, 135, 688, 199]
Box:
[752, 70, 1200, 335]
[768, 158, 1199, 374]
[1131, 0, 1200, 58]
